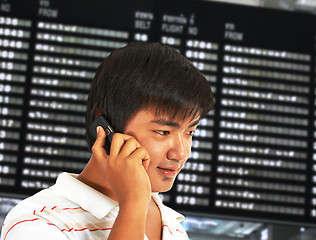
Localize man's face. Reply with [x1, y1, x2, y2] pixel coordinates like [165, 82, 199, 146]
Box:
[124, 108, 200, 193]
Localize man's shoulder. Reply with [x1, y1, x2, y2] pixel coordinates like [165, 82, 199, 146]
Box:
[1, 188, 75, 240]
[3, 187, 75, 226]
[9, 187, 76, 214]
[1, 186, 110, 240]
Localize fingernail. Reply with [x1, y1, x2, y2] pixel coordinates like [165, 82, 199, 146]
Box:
[97, 126, 101, 133]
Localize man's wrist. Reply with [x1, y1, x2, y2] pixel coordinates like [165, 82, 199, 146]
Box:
[119, 198, 150, 213]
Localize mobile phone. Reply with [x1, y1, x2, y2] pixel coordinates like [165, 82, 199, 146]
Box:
[89, 115, 116, 155]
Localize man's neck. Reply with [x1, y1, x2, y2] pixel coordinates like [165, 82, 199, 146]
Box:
[77, 154, 117, 201]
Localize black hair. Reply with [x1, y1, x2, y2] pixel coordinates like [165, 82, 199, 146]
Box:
[85, 42, 214, 148]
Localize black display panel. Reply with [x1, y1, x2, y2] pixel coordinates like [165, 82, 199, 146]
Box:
[0, 0, 315, 226]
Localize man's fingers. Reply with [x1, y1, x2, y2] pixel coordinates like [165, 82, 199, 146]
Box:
[118, 138, 141, 158]
[110, 133, 134, 157]
[129, 147, 150, 169]
[91, 126, 107, 159]
[95, 126, 106, 146]
[109, 134, 150, 169]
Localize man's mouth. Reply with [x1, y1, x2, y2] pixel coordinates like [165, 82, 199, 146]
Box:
[157, 166, 179, 177]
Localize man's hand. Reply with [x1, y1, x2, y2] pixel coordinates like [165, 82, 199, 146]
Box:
[91, 126, 152, 239]
[92, 126, 151, 206]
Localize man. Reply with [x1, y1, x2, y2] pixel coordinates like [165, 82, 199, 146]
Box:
[1, 42, 214, 239]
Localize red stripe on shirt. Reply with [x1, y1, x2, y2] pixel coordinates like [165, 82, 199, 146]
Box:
[162, 224, 186, 236]
[44, 222, 112, 233]
[62, 207, 82, 210]
[73, 227, 112, 232]
[34, 206, 82, 215]
[3, 217, 112, 239]
[90, 228, 112, 232]
[3, 218, 40, 240]
[61, 227, 112, 232]
[162, 224, 173, 235]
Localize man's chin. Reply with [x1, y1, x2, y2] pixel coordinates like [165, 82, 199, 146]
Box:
[152, 182, 175, 193]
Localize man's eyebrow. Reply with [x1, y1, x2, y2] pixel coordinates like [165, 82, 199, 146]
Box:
[151, 119, 180, 128]
[150, 119, 200, 128]
[189, 119, 200, 128]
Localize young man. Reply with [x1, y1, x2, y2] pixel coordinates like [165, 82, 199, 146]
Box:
[1, 42, 214, 240]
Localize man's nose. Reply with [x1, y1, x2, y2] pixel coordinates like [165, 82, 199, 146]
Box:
[167, 135, 190, 162]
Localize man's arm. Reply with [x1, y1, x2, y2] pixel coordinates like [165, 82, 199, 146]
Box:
[108, 201, 148, 239]
[92, 127, 151, 240]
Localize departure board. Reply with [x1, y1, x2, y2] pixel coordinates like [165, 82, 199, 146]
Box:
[0, 0, 316, 227]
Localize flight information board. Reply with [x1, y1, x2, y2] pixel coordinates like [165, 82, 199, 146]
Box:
[0, 0, 316, 226]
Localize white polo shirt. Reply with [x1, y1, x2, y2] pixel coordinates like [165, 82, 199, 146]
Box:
[1, 172, 189, 240]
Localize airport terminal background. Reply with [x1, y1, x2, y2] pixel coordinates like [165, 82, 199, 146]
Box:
[1, 0, 316, 239]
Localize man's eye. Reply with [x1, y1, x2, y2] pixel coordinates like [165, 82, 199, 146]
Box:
[155, 130, 170, 136]
[188, 130, 196, 136]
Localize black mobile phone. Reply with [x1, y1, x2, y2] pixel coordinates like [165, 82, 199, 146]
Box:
[89, 115, 116, 155]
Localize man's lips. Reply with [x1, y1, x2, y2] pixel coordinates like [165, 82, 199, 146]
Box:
[158, 165, 181, 171]
[157, 166, 180, 177]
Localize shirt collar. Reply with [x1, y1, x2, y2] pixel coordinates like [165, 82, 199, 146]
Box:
[152, 192, 185, 222]
[51, 172, 118, 219]
[51, 173, 185, 222]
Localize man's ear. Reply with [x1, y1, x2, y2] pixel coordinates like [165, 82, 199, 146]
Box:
[94, 108, 102, 119]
